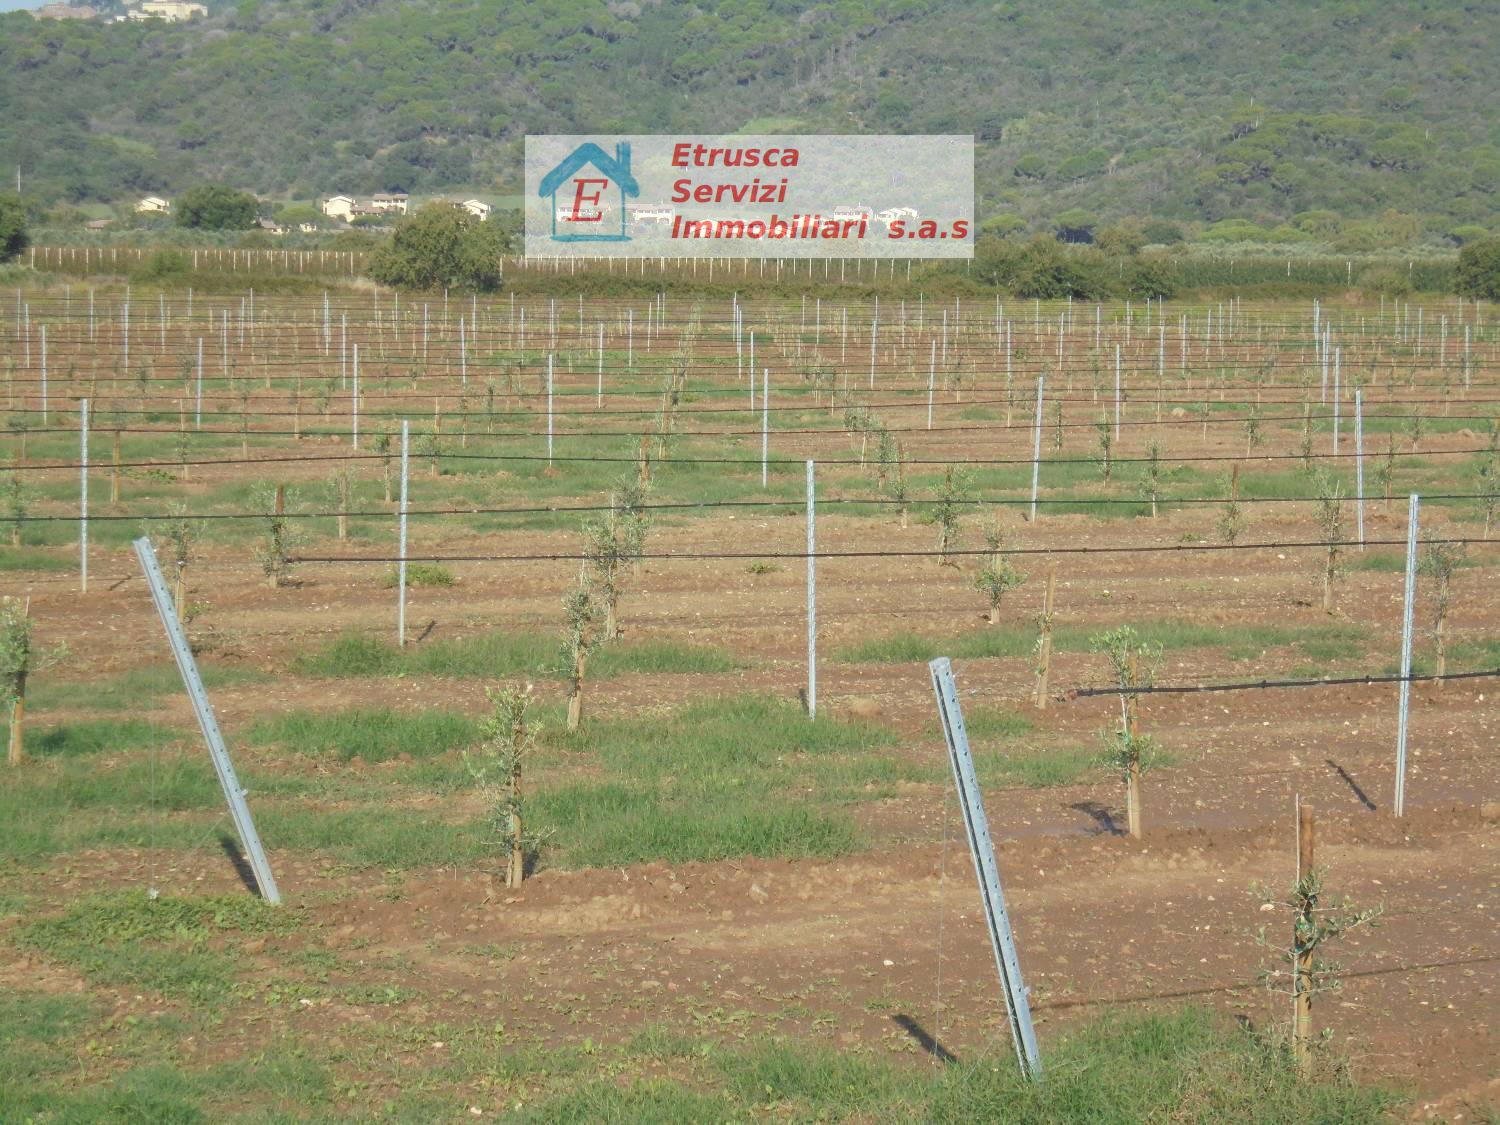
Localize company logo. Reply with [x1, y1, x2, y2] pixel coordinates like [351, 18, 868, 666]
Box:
[537, 141, 641, 242]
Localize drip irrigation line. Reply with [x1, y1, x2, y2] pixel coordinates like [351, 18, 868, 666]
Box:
[1069, 666, 1500, 697]
[16, 491, 1500, 523]
[9, 404, 1499, 436]
[286, 534, 1485, 565]
[8, 442, 1499, 474]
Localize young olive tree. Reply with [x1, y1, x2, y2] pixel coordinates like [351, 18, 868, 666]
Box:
[4, 472, 27, 547]
[583, 482, 651, 641]
[2, 597, 64, 767]
[1312, 473, 1345, 614]
[1477, 423, 1500, 539]
[930, 465, 970, 568]
[1418, 534, 1465, 683]
[562, 570, 600, 732]
[154, 503, 201, 624]
[253, 484, 297, 589]
[1090, 626, 1163, 839]
[973, 509, 1024, 625]
[464, 683, 544, 888]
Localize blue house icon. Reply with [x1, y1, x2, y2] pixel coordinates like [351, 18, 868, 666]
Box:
[539, 141, 641, 242]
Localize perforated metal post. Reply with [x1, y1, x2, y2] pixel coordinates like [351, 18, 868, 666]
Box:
[1030, 375, 1045, 522]
[928, 657, 1042, 1079]
[79, 399, 88, 593]
[132, 537, 280, 904]
[806, 459, 816, 718]
[1394, 493, 1419, 817]
[1354, 390, 1365, 548]
[398, 420, 409, 647]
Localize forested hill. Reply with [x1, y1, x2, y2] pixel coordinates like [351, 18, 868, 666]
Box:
[4, 0, 1499, 238]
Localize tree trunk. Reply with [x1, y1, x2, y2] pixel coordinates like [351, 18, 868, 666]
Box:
[507, 755, 524, 888]
[8, 673, 25, 766]
[174, 565, 186, 624]
[1435, 610, 1447, 684]
[566, 651, 587, 731]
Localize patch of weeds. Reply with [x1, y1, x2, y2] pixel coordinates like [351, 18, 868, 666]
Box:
[27, 718, 181, 757]
[18, 890, 296, 1005]
[532, 696, 894, 869]
[293, 629, 740, 680]
[245, 708, 479, 763]
[379, 562, 454, 588]
[975, 743, 1101, 788]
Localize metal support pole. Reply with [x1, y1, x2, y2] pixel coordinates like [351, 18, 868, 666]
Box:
[1030, 375, 1045, 522]
[1394, 493, 1419, 816]
[546, 353, 554, 468]
[806, 460, 817, 718]
[1113, 344, 1121, 439]
[398, 421, 409, 647]
[351, 343, 360, 450]
[927, 340, 936, 430]
[928, 657, 1042, 1080]
[1354, 390, 1365, 548]
[195, 337, 203, 430]
[79, 399, 88, 593]
[761, 367, 769, 488]
[132, 537, 280, 904]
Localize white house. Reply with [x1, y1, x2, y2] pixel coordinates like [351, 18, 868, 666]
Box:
[370, 192, 409, 215]
[320, 195, 357, 222]
[129, 1, 206, 21]
[458, 199, 492, 221]
[136, 195, 171, 214]
[878, 206, 920, 228]
[628, 202, 675, 225]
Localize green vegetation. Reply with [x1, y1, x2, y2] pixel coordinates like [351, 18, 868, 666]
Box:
[292, 629, 740, 681]
[835, 620, 1367, 666]
[0, 994, 1399, 1123]
[175, 183, 258, 231]
[0, 192, 26, 262]
[534, 696, 896, 868]
[368, 204, 510, 292]
[4, 0, 1500, 245]
[1457, 236, 1500, 299]
[246, 708, 480, 763]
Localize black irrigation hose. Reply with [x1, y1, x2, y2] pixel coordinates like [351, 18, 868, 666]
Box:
[1069, 667, 1500, 697]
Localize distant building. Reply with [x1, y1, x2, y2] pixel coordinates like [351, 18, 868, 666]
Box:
[298, 222, 318, 234]
[31, 4, 98, 19]
[319, 195, 357, 222]
[457, 199, 492, 221]
[369, 192, 409, 215]
[84, 218, 114, 230]
[628, 202, 675, 225]
[136, 195, 171, 214]
[128, 1, 207, 21]
[877, 206, 919, 228]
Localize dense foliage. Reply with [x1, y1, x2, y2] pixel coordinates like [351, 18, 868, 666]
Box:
[0, 194, 27, 262]
[0, 0, 1497, 241]
[1456, 237, 1500, 300]
[367, 204, 510, 291]
[175, 183, 258, 230]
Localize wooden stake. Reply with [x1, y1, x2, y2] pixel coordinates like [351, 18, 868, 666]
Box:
[1125, 654, 1142, 839]
[1034, 570, 1056, 708]
[508, 726, 525, 889]
[1294, 801, 1316, 1077]
[7, 680, 24, 767]
[111, 431, 121, 505]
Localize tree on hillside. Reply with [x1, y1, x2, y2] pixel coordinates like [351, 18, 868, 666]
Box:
[368, 204, 510, 292]
[176, 184, 258, 230]
[0, 195, 27, 263]
[1456, 237, 1500, 300]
